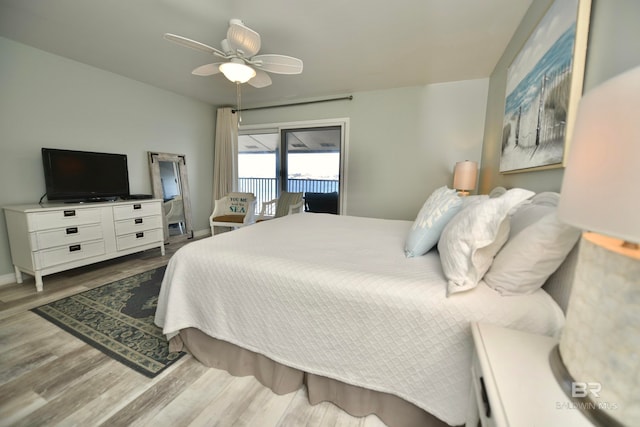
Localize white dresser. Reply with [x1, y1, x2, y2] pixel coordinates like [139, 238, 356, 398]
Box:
[4, 199, 165, 292]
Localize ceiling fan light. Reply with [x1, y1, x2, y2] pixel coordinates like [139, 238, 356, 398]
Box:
[219, 62, 256, 83]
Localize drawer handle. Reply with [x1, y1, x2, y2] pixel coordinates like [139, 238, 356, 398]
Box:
[133, 204, 142, 210]
[66, 227, 78, 234]
[69, 244, 81, 252]
[63, 210, 76, 217]
[479, 377, 491, 418]
[136, 232, 144, 238]
[134, 218, 143, 224]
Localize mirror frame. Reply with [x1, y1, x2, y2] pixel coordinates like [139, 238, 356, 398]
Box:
[148, 151, 194, 243]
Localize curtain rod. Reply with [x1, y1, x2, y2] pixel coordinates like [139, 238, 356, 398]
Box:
[232, 95, 353, 113]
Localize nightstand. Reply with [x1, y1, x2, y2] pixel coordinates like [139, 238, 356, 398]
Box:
[466, 322, 593, 427]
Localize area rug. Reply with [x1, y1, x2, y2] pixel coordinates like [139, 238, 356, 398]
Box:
[31, 266, 184, 378]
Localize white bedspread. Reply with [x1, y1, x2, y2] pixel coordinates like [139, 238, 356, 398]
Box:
[155, 213, 565, 426]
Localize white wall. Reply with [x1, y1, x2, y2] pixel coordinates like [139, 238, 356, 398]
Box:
[0, 36, 490, 281]
[241, 78, 489, 220]
[0, 37, 215, 279]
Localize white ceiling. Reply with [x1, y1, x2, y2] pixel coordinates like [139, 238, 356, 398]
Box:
[0, 0, 533, 108]
[240, 128, 342, 153]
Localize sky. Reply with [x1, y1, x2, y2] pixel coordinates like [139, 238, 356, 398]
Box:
[239, 153, 340, 180]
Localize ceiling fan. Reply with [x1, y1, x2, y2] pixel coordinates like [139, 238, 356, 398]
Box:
[164, 19, 303, 88]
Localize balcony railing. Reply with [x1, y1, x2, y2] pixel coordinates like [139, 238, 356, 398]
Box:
[238, 177, 339, 213]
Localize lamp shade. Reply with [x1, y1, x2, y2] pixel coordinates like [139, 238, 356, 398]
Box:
[453, 160, 478, 192]
[219, 61, 256, 84]
[553, 66, 640, 426]
[558, 65, 640, 244]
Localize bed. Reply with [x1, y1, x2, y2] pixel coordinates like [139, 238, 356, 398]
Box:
[155, 189, 579, 427]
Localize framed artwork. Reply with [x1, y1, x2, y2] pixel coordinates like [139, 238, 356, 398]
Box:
[500, 0, 591, 173]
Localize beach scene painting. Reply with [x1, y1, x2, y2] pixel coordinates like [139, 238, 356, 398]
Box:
[500, 0, 588, 173]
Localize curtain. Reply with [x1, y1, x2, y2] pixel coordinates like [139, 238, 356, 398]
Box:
[212, 107, 238, 205]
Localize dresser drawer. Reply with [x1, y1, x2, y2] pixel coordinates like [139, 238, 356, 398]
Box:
[5, 201, 165, 292]
[116, 228, 162, 252]
[35, 239, 106, 269]
[31, 224, 103, 250]
[114, 215, 162, 236]
[113, 202, 160, 221]
[30, 207, 102, 231]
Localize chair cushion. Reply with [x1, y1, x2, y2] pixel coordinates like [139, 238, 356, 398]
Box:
[304, 192, 339, 214]
[213, 193, 255, 218]
[212, 215, 245, 223]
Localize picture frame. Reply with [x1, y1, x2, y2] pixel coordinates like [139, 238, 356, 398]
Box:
[499, 0, 592, 174]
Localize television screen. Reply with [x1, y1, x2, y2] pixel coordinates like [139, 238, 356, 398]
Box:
[42, 148, 130, 201]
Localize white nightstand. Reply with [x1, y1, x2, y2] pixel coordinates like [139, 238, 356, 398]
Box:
[466, 322, 593, 427]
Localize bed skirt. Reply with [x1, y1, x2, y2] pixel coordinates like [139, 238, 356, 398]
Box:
[172, 328, 449, 427]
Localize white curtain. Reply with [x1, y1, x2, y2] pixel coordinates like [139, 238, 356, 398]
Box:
[213, 107, 238, 205]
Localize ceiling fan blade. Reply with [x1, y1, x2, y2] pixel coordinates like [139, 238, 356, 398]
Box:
[227, 19, 261, 57]
[163, 33, 226, 57]
[192, 63, 223, 76]
[248, 70, 272, 88]
[251, 54, 303, 74]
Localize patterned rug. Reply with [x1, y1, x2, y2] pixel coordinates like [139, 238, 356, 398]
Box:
[31, 266, 184, 378]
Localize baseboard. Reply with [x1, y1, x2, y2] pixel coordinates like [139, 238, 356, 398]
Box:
[0, 272, 18, 287]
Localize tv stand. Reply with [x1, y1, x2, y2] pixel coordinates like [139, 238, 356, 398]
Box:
[3, 199, 165, 292]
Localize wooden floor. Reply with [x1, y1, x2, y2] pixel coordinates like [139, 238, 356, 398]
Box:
[0, 239, 387, 427]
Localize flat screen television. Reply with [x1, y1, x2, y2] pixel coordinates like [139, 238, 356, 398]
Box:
[42, 148, 130, 202]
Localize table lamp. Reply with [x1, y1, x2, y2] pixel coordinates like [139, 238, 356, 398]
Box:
[453, 160, 478, 196]
[552, 65, 640, 427]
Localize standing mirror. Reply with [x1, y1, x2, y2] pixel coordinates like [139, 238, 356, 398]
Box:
[148, 151, 194, 243]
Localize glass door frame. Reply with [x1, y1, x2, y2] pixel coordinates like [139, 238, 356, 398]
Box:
[239, 118, 350, 215]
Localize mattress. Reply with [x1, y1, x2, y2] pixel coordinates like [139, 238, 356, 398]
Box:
[155, 213, 565, 425]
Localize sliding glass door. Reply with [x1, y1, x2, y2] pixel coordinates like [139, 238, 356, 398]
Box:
[237, 130, 278, 214]
[282, 127, 340, 214]
[238, 124, 343, 215]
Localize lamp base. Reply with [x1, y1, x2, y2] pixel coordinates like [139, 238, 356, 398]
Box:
[549, 345, 624, 427]
[555, 232, 640, 426]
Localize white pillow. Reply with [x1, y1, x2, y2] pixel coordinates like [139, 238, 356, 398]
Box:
[438, 188, 535, 296]
[488, 186, 507, 198]
[405, 186, 462, 257]
[484, 213, 581, 295]
[461, 194, 489, 208]
[507, 192, 559, 238]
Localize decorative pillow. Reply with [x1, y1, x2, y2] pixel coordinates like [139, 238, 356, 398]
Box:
[484, 212, 581, 295]
[405, 186, 462, 257]
[508, 192, 559, 238]
[488, 186, 507, 198]
[461, 194, 489, 208]
[438, 188, 535, 296]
